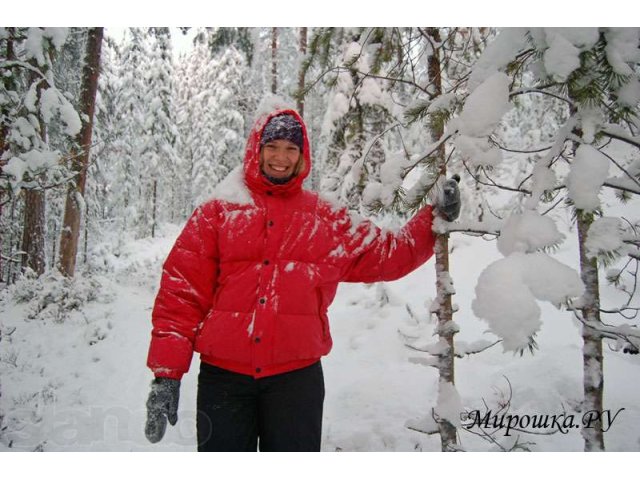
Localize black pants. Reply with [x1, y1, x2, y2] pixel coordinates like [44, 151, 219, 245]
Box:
[196, 361, 325, 452]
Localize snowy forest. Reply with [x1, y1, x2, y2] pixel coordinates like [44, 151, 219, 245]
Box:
[1, 27, 639, 453]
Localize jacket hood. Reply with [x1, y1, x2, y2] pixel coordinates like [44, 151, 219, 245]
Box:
[243, 108, 311, 197]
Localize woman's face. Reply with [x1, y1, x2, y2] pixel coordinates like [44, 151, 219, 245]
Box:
[260, 139, 301, 180]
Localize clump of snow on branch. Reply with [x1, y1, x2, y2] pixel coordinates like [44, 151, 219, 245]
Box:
[497, 210, 565, 256]
[585, 217, 627, 260]
[451, 72, 511, 168]
[472, 252, 584, 352]
[473, 207, 583, 352]
[468, 28, 528, 91]
[528, 28, 599, 81]
[566, 144, 610, 211]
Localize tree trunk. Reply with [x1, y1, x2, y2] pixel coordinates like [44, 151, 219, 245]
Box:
[151, 179, 157, 238]
[271, 27, 278, 94]
[59, 27, 103, 277]
[297, 27, 307, 117]
[20, 50, 50, 277]
[21, 189, 46, 275]
[577, 209, 605, 451]
[427, 27, 458, 451]
[0, 28, 16, 155]
[0, 29, 17, 279]
[83, 199, 89, 265]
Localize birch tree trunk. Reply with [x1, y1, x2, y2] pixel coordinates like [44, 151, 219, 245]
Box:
[59, 27, 103, 277]
[426, 27, 458, 451]
[577, 209, 605, 451]
[297, 27, 307, 117]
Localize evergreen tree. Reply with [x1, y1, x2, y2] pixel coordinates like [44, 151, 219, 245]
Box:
[140, 27, 179, 238]
[464, 27, 640, 451]
[209, 46, 246, 183]
[0, 28, 81, 277]
[116, 28, 148, 238]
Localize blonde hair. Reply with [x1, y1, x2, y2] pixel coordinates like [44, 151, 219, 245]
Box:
[294, 154, 306, 176]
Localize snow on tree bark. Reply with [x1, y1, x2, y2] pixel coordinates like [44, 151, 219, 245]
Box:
[427, 27, 459, 451]
[577, 209, 605, 452]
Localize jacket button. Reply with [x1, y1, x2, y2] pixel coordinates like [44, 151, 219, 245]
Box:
[259, 297, 266, 304]
[263, 260, 270, 265]
[254, 337, 261, 343]
[266, 191, 273, 196]
[255, 367, 262, 373]
[268, 220, 274, 227]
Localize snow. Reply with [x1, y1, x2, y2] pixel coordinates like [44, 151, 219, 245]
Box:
[40, 88, 82, 137]
[358, 77, 386, 107]
[24, 28, 46, 66]
[472, 252, 584, 352]
[566, 144, 610, 211]
[456, 72, 511, 138]
[254, 95, 296, 126]
[585, 217, 626, 259]
[468, 28, 528, 91]
[451, 72, 511, 168]
[605, 28, 640, 76]
[454, 135, 503, 168]
[616, 77, 640, 107]
[497, 210, 564, 256]
[2, 25, 640, 459]
[2, 157, 27, 188]
[435, 380, 463, 428]
[545, 28, 600, 50]
[344, 42, 361, 63]
[2, 203, 638, 453]
[543, 33, 581, 81]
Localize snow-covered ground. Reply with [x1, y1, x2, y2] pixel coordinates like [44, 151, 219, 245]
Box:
[2, 205, 638, 453]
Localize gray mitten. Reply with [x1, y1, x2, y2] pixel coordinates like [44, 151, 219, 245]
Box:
[145, 377, 180, 443]
[436, 174, 461, 222]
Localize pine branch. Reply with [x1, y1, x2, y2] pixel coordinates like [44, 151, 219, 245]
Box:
[510, 86, 574, 107]
[461, 160, 532, 195]
[597, 148, 640, 191]
[602, 180, 640, 196]
[570, 308, 640, 348]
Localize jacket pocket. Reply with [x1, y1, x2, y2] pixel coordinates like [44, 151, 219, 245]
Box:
[272, 313, 331, 364]
[194, 310, 253, 364]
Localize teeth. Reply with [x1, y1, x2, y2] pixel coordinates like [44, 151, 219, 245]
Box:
[270, 165, 287, 172]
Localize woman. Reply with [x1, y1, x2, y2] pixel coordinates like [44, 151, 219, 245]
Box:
[144, 108, 460, 451]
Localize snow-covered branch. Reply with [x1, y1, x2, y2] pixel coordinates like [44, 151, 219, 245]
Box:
[601, 129, 640, 150]
[461, 160, 532, 195]
[510, 86, 573, 108]
[570, 309, 640, 352]
[597, 149, 640, 192]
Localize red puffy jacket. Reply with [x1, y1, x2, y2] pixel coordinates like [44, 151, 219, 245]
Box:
[147, 108, 435, 380]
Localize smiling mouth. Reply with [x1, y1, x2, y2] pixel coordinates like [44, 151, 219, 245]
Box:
[268, 164, 289, 173]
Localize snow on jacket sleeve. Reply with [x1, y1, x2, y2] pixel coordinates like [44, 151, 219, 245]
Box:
[340, 205, 435, 283]
[147, 205, 218, 380]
